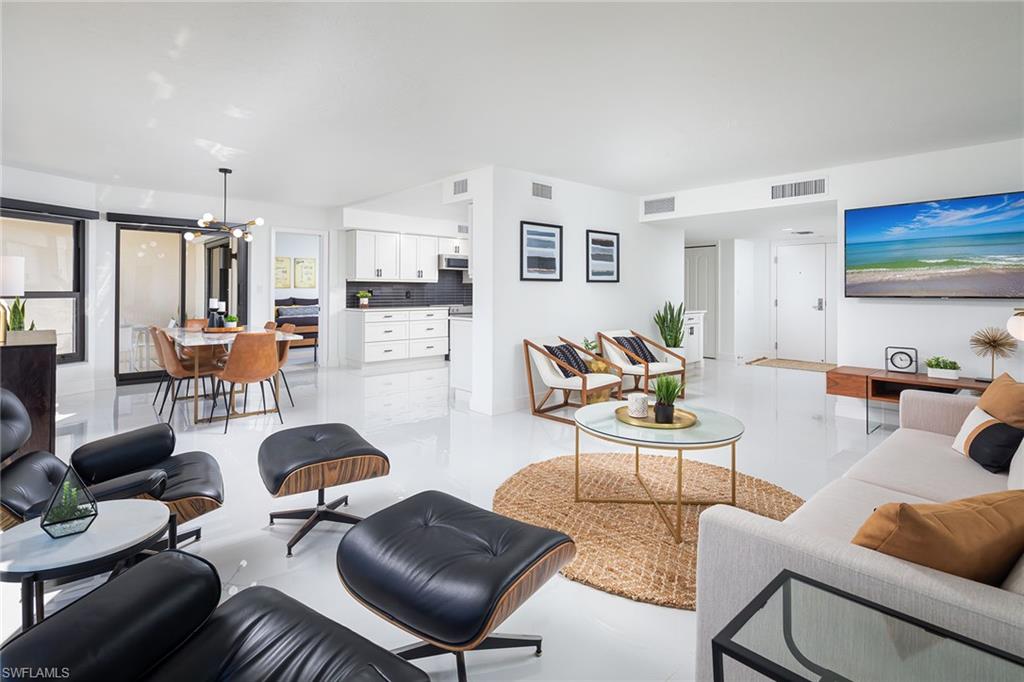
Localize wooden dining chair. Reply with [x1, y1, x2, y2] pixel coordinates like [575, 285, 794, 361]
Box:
[264, 321, 277, 331]
[276, 323, 296, 407]
[184, 318, 207, 330]
[152, 330, 220, 424]
[210, 332, 283, 433]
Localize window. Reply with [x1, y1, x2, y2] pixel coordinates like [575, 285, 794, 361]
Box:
[1, 211, 86, 362]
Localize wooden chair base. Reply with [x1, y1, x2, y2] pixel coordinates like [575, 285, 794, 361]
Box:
[529, 386, 623, 425]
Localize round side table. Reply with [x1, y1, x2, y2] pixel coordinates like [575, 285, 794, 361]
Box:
[0, 499, 170, 632]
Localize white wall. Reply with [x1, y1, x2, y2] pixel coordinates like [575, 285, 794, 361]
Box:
[273, 232, 321, 300]
[1, 165, 332, 397]
[717, 239, 736, 359]
[474, 166, 685, 415]
[342, 207, 463, 238]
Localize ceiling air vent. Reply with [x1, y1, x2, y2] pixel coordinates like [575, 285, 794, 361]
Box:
[532, 182, 553, 200]
[644, 196, 676, 215]
[771, 178, 826, 200]
[452, 178, 469, 195]
[457, 224, 470, 234]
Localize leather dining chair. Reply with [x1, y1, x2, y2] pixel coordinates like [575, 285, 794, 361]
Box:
[264, 321, 277, 331]
[184, 318, 207, 330]
[153, 330, 221, 424]
[210, 332, 283, 433]
[276, 322, 296, 407]
[148, 326, 172, 414]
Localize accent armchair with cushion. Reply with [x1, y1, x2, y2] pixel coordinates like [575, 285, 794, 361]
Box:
[523, 337, 623, 424]
[0, 550, 429, 682]
[597, 329, 685, 394]
[694, 390, 1024, 681]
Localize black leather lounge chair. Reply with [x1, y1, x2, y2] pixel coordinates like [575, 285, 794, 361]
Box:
[0, 550, 429, 682]
[0, 388, 224, 544]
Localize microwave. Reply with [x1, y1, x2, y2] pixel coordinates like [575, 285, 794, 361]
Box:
[439, 254, 470, 270]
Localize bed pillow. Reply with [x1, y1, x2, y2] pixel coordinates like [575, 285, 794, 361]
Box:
[274, 297, 294, 307]
[952, 406, 1024, 473]
[852, 490, 1024, 585]
[544, 344, 590, 378]
[613, 336, 657, 364]
[277, 304, 320, 319]
[292, 297, 319, 306]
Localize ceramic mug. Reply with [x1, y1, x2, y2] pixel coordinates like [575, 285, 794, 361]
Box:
[627, 393, 648, 418]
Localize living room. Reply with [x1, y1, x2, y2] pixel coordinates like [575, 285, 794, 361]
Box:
[1, 3, 1022, 681]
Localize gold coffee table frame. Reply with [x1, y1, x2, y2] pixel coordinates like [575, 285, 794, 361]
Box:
[574, 402, 742, 544]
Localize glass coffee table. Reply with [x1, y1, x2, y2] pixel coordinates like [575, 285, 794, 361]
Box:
[712, 570, 1024, 681]
[573, 400, 744, 543]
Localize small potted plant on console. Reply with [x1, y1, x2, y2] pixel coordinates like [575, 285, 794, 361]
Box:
[653, 375, 681, 424]
[925, 356, 960, 380]
[357, 290, 372, 308]
[223, 314, 239, 329]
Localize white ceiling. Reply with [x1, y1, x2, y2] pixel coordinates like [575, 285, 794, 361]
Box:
[2, 3, 1021, 208]
[673, 200, 837, 244]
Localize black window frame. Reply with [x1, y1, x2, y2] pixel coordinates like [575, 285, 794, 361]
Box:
[1, 208, 87, 364]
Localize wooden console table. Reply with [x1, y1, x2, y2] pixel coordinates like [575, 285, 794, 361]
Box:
[827, 366, 988, 433]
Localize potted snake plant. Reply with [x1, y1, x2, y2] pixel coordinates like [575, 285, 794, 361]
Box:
[654, 301, 685, 356]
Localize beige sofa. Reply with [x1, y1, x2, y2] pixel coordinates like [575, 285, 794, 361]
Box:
[695, 390, 1024, 681]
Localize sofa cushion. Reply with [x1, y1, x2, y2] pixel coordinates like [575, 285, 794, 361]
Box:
[852, 490, 1024, 585]
[844, 428, 1007, 501]
[784, 478, 934, 543]
[1010, 444, 1024, 490]
[1004, 553, 1024, 596]
[952, 406, 1024, 473]
[979, 373, 1024, 429]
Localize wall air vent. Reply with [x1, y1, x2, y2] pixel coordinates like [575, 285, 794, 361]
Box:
[453, 178, 469, 195]
[771, 178, 826, 200]
[643, 196, 676, 215]
[457, 224, 470, 234]
[532, 182, 553, 200]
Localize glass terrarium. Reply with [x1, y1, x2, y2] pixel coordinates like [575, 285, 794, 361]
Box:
[40, 466, 98, 539]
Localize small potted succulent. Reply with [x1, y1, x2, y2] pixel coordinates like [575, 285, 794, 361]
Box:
[653, 375, 681, 424]
[925, 356, 961, 380]
[357, 290, 372, 308]
[223, 314, 239, 328]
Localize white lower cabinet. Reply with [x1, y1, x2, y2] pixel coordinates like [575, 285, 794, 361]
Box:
[363, 368, 449, 428]
[347, 308, 449, 367]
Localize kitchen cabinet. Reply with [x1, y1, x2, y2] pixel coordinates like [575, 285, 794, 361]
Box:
[348, 230, 400, 280]
[683, 310, 705, 365]
[345, 307, 449, 367]
[400, 235, 438, 282]
[439, 237, 469, 255]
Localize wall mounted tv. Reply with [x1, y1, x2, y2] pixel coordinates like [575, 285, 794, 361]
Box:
[845, 191, 1024, 298]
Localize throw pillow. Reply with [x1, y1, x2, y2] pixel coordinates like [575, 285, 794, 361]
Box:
[952, 406, 1024, 473]
[613, 336, 657, 364]
[544, 344, 590, 378]
[978, 373, 1024, 429]
[851, 490, 1024, 585]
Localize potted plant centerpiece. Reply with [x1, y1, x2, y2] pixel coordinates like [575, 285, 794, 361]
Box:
[654, 301, 685, 356]
[925, 356, 961, 380]
[223, 314, 239, 329]
[653, 375, 681, 424]
[357, 290, 372, 308]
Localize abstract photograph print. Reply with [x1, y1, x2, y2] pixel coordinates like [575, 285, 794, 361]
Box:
[520, 221, 563, 281]
[586, 229, 619, 282]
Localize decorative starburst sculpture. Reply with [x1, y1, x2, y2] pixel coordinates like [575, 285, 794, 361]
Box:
[970, 327, 1017, 380]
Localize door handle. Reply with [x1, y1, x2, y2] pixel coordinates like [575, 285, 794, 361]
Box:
[813, 298, 824, 311]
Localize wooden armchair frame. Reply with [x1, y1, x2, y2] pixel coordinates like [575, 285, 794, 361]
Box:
[523, 337, 624, 425]
[597, 330, 685, 395]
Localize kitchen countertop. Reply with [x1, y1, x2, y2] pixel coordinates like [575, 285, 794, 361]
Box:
[450, 315, 472, 321]
[346, 306, 455, 312]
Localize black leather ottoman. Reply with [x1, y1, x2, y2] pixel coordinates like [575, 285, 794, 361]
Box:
[259, 423, 389, 556]
[337, 490, 576, 682]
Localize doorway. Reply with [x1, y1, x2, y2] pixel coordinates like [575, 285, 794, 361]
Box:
[775, 242, 827, 363]
[272, 230, 326, 367]
[684, 245, 718, 359]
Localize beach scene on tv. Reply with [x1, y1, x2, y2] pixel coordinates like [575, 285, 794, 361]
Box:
[845, 191, 1024, 298]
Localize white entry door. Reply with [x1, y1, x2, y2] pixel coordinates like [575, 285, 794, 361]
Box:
[776, 243, 826, 362]
[684, 245, 718, 358]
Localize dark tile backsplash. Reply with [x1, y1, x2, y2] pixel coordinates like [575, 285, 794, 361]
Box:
[347, 270, 472, 308]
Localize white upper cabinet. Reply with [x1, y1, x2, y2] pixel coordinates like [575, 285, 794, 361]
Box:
[438, 237, 468, 256]
[348, 230, 438, 282]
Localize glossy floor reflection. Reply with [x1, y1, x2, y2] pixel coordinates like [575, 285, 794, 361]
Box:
[1, 359, 891, 680]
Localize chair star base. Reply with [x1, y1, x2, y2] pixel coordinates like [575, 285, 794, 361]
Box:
[394, 634, 544, 682]
[269, 490, 360, 557]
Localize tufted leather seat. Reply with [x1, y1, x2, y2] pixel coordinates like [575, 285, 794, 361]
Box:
[258, 423, 389, 556]
[338, 490, 576, 681]
[1, 551, 429, 682]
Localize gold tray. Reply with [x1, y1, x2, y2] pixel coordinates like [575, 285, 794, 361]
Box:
[203, 326, 245, 333]
[614, 405, 697, 429]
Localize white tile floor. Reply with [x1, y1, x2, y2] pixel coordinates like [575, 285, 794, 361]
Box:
[1, 358, 892, 681]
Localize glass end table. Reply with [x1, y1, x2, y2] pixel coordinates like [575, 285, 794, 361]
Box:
[712, 570, 1024, 681]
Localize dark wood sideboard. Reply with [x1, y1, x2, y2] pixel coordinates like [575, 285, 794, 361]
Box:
[0, 330, 57, 459]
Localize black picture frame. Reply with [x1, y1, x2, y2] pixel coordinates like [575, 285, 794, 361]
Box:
[586, 229, 620, 282]
[520, 221, 563, 281]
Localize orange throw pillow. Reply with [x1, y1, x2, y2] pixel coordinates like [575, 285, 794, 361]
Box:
[979, 373, 1024, 429]
[852, 490, 1024, 585]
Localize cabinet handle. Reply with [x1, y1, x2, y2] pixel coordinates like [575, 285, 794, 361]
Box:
[383, 330, 392, 334]
[425, 345, 434, 349]
[384, 349, 392, 353]
[383, 315, 392, 319]
[425, 327, 434, 332]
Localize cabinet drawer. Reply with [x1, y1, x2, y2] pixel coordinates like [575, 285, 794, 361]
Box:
[364, 310, 409, 323]
[365, 322, 409, 342]
[409, 339, 446, 358]
[683, 315, 702, 324]
[364, 373, 409, 397]
[409, 367, 449, 389]
[409, 309, 449, 321]
[409, 320, 447, 339]
[364, 341, 409, 362]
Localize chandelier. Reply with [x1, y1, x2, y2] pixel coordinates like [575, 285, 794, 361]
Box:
[183, 168, 262, 242]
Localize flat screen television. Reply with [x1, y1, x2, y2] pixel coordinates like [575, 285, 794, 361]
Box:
[845, 191, 1024, 298]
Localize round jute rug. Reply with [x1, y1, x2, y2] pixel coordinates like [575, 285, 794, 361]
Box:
[492, 453, 803, 610]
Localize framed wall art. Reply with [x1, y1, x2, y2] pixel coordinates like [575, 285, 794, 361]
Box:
[520, 221, 562, 281]
[274, 256, 292, 289]
[294, 257, 317, 289]
[586, 229, 619, 282]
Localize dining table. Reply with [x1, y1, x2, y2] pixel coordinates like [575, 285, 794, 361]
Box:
[163, 327, 303, 426]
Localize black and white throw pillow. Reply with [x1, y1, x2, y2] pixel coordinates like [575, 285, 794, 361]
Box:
[544, 344, 590, 378]
[953, 406, 1024, 474]
[613, 336, 658, 365]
